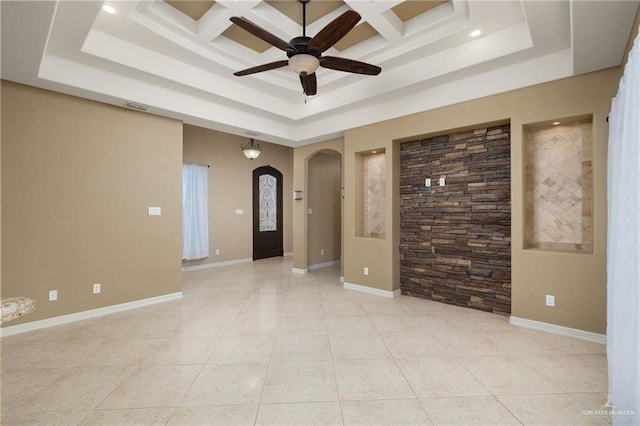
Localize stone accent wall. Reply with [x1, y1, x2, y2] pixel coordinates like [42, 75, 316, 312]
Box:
[400, 125, 511, 315]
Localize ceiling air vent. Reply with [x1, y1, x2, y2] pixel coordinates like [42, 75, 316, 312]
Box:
[123, 101, 150, 112]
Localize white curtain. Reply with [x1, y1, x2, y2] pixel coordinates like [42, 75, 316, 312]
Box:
[607, 28, 639, 425]
[182, 164, 209, 260]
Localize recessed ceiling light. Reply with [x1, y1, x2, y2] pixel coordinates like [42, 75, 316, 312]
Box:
[470, 29, 482, 38]
[102, 4, 118, 14]
[552, 121, 560, 125]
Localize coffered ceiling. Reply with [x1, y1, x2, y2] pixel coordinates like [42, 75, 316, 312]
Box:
[1, 1, 638, 146]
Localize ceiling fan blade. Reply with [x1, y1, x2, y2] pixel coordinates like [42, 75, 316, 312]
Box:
[234, 60, 290, 76]
[300, 73, 317, 96]
[308, 10, 361, 53]
[230, 17, 294, 52]
[320, 56, 381, 75]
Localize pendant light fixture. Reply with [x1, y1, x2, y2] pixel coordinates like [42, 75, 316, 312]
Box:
[241, 138, 261, 160]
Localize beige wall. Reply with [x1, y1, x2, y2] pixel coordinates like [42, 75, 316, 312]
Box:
[623, 11, 640, 67]
[338, 68, 621, 334]
[292, 138, 343, 272]
[1, 81, 183, 326]
[307, 152, 341, 267]
[181, 125, 293, 267]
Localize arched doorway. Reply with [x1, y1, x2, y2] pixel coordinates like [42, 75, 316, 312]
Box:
[252, 165, 283, 260]
[306, 150, 342, 270]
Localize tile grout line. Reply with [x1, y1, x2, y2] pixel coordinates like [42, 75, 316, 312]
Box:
[321, 273, 347, 426]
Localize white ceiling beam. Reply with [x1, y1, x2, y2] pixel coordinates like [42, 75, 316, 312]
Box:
[344, 0, 403, 42]
[197, 0, 261, 41]
[362, 9, 404, 43]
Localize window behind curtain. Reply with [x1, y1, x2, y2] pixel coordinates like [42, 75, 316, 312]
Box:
[182, 164, 209, 260]
[607, 29, 640, 424]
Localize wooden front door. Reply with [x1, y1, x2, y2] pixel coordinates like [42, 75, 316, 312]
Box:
[253, 166, 283, 260]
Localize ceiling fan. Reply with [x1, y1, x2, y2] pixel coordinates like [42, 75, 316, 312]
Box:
[229, 0, 381, 96]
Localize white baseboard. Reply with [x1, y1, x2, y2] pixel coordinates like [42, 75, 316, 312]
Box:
[0, 292, 183, 338]
[308, 260, 340, 270]
[291, 267, 308, 275]
[509, 316, 606, 345]
[284, 252, 293, 257]
[343, 282, 401, 298]
[182, 258, 252, 272]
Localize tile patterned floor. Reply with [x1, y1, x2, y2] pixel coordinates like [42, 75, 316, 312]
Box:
[1, 258, 611, 425]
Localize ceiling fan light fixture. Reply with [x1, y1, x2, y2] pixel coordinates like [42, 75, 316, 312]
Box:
[230, 1, 380, 94]
[289, 54, 319, 75]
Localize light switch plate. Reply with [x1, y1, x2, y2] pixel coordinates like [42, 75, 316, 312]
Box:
[148, 207, 161, 216]
[425, 178, 431, 187]
[546, 294, 555, 307]
[439, 177, 446, 186]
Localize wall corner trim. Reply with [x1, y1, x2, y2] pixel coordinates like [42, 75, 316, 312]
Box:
[509, 316, 606, 344]
[292, 267, 308, 275]
[182, 258, 252, 272]
[0, 292, 183, 338]
[344, 282, 401, 298]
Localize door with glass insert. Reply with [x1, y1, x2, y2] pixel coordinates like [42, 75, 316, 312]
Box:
[253, 166, 283, 260]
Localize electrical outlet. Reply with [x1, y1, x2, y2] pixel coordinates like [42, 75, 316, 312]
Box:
[439, 176, 446, 186]
[48, 290, 58, 301]
[93, 283, 101, 294]
[215, 249, 220, 255]
[320, 249, 324, 256]
[425, 178, 431, 187]
[363, 267, 369, 276]
[546, 294, 555, 307]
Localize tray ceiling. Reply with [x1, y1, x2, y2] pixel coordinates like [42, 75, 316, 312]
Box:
[1, 0, 638, 146]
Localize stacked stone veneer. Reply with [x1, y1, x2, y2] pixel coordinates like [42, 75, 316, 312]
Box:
[400, 125, 511, 315]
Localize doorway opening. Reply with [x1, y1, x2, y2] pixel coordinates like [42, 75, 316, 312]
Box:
[306, 150, 342, 270]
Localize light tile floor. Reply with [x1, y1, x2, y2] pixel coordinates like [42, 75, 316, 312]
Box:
[1, 258, 611, 425]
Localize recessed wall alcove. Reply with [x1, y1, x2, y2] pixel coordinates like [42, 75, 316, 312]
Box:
[355, 149, 386, 239]
[399, 124, 511, 315]
[524, 116, 593, 253]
